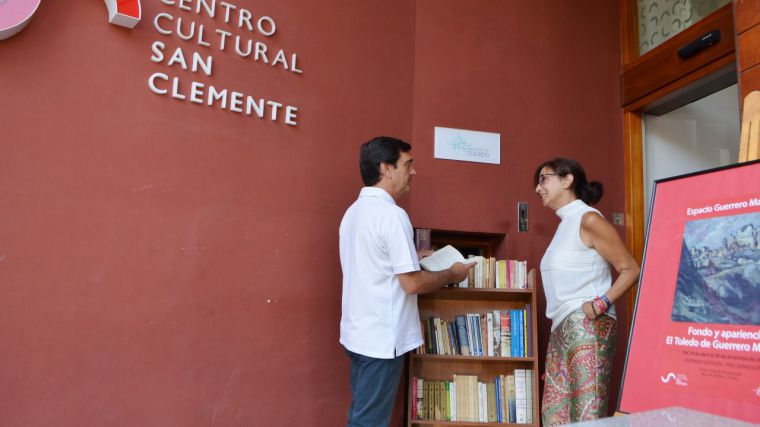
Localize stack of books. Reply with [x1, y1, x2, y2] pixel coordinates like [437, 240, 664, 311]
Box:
[417, 307, 532, 357]
[411, 370, 535, 424]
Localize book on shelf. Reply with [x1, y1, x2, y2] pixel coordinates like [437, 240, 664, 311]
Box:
[462, 255, 530, 289]
[492, 310, 501, 357]
[413, 370, 534, 424]
[486, 312, 494, 357]
[415, 228, 431, 251]
[515, 369, 528, 423]
[487, 382, 497, 422]
[455, 315, 470, 356]
[525, 369, 534, 424]
[415, 377, 423, 420]
[507, 374, 517, 423]
[526, 303, 533, 357]
[418, 307, 530, 357]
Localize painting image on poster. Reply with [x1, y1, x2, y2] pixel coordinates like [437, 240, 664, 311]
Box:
[672, 212, 760, 325]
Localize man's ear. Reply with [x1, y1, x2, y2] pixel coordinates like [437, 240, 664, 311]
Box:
[380, 162, 391, 178]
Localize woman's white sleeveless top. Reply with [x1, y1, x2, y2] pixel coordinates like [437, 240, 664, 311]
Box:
[540, 199, 615, 331]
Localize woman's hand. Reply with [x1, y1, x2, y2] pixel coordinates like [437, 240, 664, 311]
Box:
[582, 300, 598, 319]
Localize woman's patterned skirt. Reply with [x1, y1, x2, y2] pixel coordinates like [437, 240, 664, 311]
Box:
[541, 308, 616, 426]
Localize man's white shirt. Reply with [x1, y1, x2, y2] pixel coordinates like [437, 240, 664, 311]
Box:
[339, 187, 423, 359]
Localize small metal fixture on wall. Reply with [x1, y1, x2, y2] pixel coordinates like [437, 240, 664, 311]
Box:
[518, 202, 529, 232]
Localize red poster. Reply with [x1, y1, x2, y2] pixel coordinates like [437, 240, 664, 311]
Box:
[619, 160, 760, 424]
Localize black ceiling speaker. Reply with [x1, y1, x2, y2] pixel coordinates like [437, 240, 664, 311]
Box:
[678, 30, 721, 59]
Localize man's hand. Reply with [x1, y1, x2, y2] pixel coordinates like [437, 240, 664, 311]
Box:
[397, 261, 476, 295]
[417, 249, 434, 260]
[449, 261, 476, 283]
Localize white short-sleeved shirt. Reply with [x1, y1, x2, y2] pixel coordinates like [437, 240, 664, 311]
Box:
[540, 199, 616, 331]
[339, 187, 422, 359]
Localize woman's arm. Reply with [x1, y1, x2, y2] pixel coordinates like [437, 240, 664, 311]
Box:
[579, 212, 641, 319]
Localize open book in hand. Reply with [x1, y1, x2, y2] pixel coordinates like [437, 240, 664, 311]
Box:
[419, 245, 482, 287]
[419, 245, 466, 271]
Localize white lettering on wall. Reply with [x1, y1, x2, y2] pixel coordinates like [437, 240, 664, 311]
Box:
[147, 1, 301, 127]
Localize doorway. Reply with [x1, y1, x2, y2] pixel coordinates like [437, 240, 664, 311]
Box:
[642, 84, 741, 222]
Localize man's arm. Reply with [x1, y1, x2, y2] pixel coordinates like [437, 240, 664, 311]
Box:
[397, 261, 476, 295]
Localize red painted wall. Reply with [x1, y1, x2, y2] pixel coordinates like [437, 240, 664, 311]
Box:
[0, 1, 624, 425]
[406, 0, 627, 417]
[0, 1, 415, 425]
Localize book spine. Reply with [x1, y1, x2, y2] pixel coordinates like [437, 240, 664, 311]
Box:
[522, 307, 528, 357]
[492, 310, 501, 357]
[487, 381, 497, 422]
[515, 369, 527, 423]
[500, 375, 508, 423]
[526, 369, 534, 424]
[526, 303, 533, 357]
[510, 310, 517, 357]
[466, 314, 476, 356]
[507, 374, 516, 423]
[412, 376, 418, 420]
[455, 315, 470, 356]
[440, 318, 451, 355]
[518, 309, 524, 357]
[479, 314, 487, 357]
[450, 379, 457, 421]
[486, 312, 494, 357]
[448, 320, 459, 356]
[419, 380, 430, 420]
[434, 317, 443, 355]
[441, 381, 448, 421]
[478, 381, 485, 422]
[500, 312, 509, 357]
[500, 260, 507, 289]
[494, 260, 500, 288]
[416, 378, 424, 420]
[434, 380, 441, 420]
[414, 228, 431, 251]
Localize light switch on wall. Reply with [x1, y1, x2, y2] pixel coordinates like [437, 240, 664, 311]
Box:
[518, 202, 528, 232]
[612, 213, 624, 225]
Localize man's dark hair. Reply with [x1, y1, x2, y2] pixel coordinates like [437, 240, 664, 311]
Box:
[359, 136, 412, 186]
[533, 157, 604, 205]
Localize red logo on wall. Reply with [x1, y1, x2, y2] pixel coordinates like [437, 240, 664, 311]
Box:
[0, 0, 141, 41]
[105, 0, 141, 28]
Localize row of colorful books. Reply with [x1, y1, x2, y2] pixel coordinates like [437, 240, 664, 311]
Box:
[459, 257, 530, 289]
[418, 307, 532, 357]
[412, 370, 535, 423]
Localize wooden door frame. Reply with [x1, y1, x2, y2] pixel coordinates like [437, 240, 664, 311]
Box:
[618, 0, 737, 321]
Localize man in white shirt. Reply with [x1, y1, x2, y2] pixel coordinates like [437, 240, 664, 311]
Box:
[339, 136, 473, 427]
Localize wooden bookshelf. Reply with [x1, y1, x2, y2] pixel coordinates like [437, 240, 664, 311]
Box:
[407, 230, 540, 427]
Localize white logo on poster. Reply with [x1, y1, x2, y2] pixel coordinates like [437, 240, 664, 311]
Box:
[660, 372, 688, 386]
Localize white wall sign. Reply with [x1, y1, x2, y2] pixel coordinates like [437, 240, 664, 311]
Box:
[434, 126, 500, 164]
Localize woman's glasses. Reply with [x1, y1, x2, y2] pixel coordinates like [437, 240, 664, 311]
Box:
[538, 173, 558, 185]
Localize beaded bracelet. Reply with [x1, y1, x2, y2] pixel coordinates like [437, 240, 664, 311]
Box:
[599, 294, 611, 308]
[591, 297, 607, 315]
